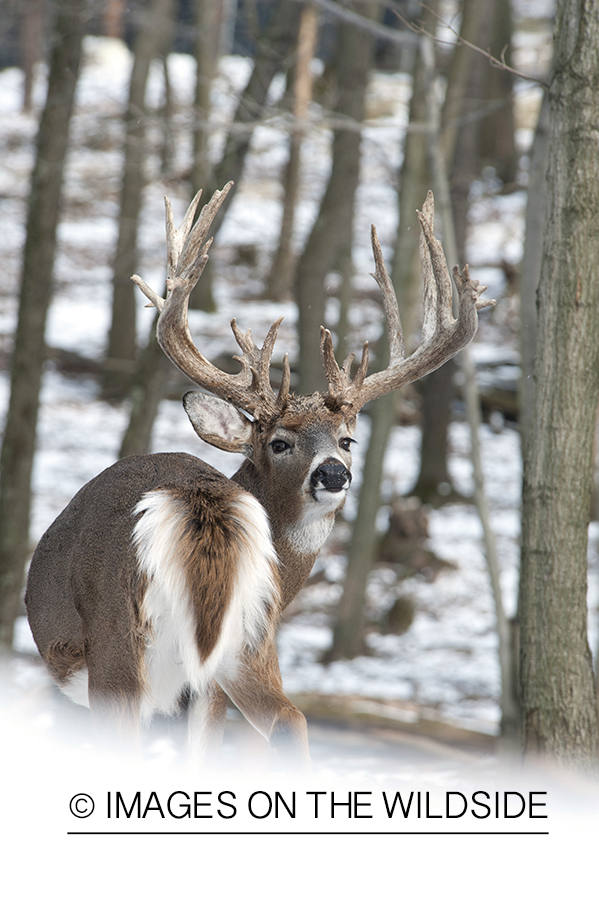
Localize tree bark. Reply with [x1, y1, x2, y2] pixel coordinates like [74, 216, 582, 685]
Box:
[104, 0, 175, 399]
[518, 0, 599, 771]
[0, 0, 87, 648]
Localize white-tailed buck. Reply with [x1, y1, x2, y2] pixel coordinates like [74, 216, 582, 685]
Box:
[25, 182, 493, 768]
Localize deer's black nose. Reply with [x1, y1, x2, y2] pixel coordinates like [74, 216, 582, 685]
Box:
[311, 460, 352, 493]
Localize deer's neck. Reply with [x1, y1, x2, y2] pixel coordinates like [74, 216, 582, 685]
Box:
[232, 461, 331, 608]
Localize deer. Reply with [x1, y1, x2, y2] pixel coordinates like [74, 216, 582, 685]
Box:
[25, 182, 493, 769]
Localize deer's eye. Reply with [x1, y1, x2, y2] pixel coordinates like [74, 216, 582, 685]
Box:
[339, 437, 355, 452]
[270, 439, 291, 454]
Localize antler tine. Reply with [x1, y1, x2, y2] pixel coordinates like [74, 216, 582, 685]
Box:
[230, 316, 283, 412]
[165, 190, 204, 280]
[416, 191, 454, 340]
[322, 190, 494, 414]
[320, 326, 370, 409]
[370, 225, 405, 364]
[278, 353, 291, 407]
[320, 327, 346, 396]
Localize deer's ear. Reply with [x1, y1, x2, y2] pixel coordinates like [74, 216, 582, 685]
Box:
[183, 392, 253, 456]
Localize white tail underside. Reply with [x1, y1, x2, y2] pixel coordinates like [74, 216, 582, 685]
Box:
[61, 488, 279, 719]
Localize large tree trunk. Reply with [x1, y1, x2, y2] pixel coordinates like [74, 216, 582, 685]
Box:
[104, 0, 175, 399]
[518, 0, 599, 772]
[295, 2, 379, 396]
[0, 0, 87, 649]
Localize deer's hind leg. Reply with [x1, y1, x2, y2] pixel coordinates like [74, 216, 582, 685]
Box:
[217, 637, 310, 770]
[186, 681, 229, 766]
[82, 601, 147, 750]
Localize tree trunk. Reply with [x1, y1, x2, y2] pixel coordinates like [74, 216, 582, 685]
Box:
[0, 0, 87, 649]
[184, 0, 226, 313]
[103, 0, 126, 39]
[519, 93, 549, 457]
[192, 0, 227, 199]
[118, 314, 171, 458]
[411, 362, 457, 504]
[104, 0, 175, 399]
[191, 0, 304, 309]
[19, 0, 45, 113]
[477, 0, 518, 185]
[391, 49, 431, 347]
[266, 3, 319, 301]
[212, 0, 303, 209]
[518, 0, 599, 772]
[325, 393, 394, 660]
[295, 1, 379, 396]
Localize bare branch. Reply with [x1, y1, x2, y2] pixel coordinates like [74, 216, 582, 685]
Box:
[393, 1, 550, 90]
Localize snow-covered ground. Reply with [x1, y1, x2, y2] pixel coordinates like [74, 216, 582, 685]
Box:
[1, 23, 597, 749]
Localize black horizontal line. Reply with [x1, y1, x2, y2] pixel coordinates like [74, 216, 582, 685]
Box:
[68, 831, 550, 836]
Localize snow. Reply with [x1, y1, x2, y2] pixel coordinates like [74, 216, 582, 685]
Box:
[1, 28, 597, 773]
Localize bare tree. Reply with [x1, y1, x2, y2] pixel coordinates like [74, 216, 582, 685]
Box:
[0, 0, 88, 649]
[518, 0, 599, 772]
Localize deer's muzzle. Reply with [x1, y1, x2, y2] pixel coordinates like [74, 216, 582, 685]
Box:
[310, 460, 352, 493]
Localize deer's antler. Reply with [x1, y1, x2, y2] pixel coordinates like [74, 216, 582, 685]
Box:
[133, 187, 492, 425]
[131, 182, 291, 420]
[321, 191, 495, 413]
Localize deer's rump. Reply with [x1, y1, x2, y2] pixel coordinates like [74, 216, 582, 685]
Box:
[25, 452, 280, 718]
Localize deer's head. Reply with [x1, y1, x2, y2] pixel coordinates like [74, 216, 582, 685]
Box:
[132, 182, 493, 550]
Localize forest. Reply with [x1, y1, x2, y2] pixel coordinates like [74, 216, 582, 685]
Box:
[0, 0, 598, 779]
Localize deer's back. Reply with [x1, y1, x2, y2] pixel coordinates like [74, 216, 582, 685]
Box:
[25, 453, 277, 686]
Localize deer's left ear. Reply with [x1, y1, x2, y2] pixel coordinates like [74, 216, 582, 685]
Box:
[183, 392, 253, 456]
